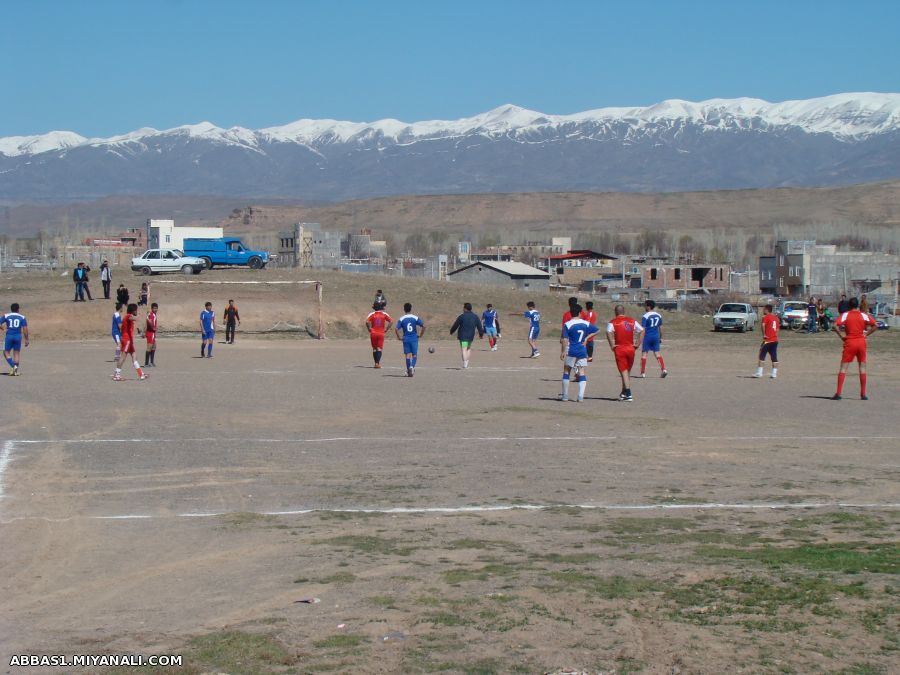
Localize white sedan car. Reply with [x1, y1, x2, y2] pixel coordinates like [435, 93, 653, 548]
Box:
[713, 303, 758, 332]
[131, 249, 206, 275]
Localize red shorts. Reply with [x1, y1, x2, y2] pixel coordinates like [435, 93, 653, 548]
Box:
[145, 331, 156, 346]
[614, 345, 635, 373]
[370, 332, 385, 349]
[841, 339, 867, 363]
[121, 338, 135, 355]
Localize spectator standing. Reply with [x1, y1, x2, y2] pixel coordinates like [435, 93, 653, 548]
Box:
[374, 289, 387, 309]
[859, 294, 869, 314]
[449, 302, 484, 369]
[82, 264, 93, 300]
[116, 284, 129, 306]
[806, 297, 818, 333]
[100, 260, 112, 299]
[73, 263, 88, 301]
[837, 294, 850, 314]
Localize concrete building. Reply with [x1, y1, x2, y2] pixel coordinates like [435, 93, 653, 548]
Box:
[147, 219, 222, 250]
[277, 223, 343, 268]
[759, 256, 776, 295]
[764, 240, 900, 298]
[630, 260, 731, 293]
[447, 260, 550, 291]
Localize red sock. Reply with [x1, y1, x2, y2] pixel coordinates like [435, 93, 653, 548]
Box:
[860, 373, 867, 396]
[640, 356, 647, 374]
[136, 366, 145, 378]
[836, 372, 846, 395]
[657, 355, 666, 370]
[489, 337, 495, 347]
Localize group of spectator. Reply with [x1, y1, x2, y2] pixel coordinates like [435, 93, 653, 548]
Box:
[807, 293, 871, 333]
[72, 260, 116, 301]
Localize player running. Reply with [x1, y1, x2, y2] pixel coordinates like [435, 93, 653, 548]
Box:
[639, 300, 667, 378]
[144, 302, 159, 367]
[581, 301, 598, 362]
[559, 303, 599, 402]
[450, 302, 484, 369]
[200, 302, 216, 358]
[366, 302, 393, 368]
[482, 304, 501, 351]
[831, 297, 878, 400]
[754, 304, 779, 379]
[511, 301, 541, 357]
[606, 304, 643, 401]
[113, 303, 147, 381]
[2, 303, 29, 376]
[395, 302, 426, 377]
[111, 302, 123, 361]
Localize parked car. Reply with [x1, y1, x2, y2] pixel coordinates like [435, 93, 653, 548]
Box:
[713, 303, 758, 332]
[183, 237, 270, 270]
[131, 249, 205, 275]
[775, 300, 809, 329]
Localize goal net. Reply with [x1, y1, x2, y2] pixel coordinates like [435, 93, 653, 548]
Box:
[148, 279, 324, 339]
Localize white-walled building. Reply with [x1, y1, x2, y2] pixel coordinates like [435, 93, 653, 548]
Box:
[147, 219, 223, 250]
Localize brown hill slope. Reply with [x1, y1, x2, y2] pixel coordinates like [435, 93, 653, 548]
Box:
[221, 181, 900, 236]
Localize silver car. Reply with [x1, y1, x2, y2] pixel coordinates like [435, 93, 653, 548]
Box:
[131, 249, 206, 275]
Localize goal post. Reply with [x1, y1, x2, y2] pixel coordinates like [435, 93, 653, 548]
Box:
[149, 279, 325, 339]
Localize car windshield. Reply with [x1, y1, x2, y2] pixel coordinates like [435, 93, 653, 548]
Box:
[172, 250, 184, 258]
[784, 303, 806, 311]
[720, 304, 746, 313]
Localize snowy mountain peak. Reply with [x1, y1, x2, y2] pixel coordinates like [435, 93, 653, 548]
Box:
[2, 93, 899, 158]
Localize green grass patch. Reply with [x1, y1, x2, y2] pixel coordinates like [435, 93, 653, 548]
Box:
[546, 572, 660, 598]
[367, 595, 398, 608]
[444, 563, 519, 584]
[188, 630, 297, 671]
[446, 538, 523, 552]
[424, 611, 473, 627]
[315, 534, 415, 556]
[312, 634, 367, 650]
[698, 542, 899, 574]
[666, 573, 868, 626]
[537, 552, 598, 564]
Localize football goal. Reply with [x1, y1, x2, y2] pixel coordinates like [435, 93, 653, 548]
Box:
[149, 279, 325, 339]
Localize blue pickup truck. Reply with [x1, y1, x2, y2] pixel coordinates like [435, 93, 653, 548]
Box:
[183, 237, 270, 270]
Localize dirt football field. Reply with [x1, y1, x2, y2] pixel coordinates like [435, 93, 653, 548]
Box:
[1, 327, 898, 674]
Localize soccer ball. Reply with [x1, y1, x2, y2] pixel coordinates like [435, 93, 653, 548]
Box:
[428, 346, 435, 354]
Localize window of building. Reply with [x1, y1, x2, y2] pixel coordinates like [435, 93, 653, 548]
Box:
[674, 268, 681, 280]
[164, 234, 171, 243]
[650, 268, 658, 280]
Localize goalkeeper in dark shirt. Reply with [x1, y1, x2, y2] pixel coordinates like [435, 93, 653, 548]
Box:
[223, 299, 241, 344]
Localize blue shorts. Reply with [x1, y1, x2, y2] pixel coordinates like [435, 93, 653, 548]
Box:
[202, 330, 215, 341]
[484, 326, 498, 337]
[402, 339, 419, 355]
[642, 335, 661, 353]
[528, 326, 540, 340]
[759, 342, 778, 362]
[5, 335, 21, 352]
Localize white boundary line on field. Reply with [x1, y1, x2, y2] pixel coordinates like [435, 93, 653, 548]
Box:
[0, 441, 14, 501]
[2, 501, 899, 525]
[9, 435, 900, 445]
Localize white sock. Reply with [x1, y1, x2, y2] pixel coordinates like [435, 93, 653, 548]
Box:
[561, 378, 570, 398]
[756, 367, 763, 376]
[463, 360, 469, 368]
[115, 368, 121, 375]
[578, 378, 587, 398]
[771, 368, 778, 377]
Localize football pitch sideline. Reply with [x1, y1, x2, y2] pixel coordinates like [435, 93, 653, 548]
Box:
[1, 336, 897, 673]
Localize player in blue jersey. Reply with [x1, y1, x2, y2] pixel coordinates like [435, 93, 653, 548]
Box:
[1, 303, 29, 376]
[559, 304, 599, 402]
[639, 300, 667, 378]
[200, 301, 217, 358]
[395, 302, 426, 377]
[482, 304, 501, 351]
[511, 301, 541, 357]
[111, 302, 124, 361]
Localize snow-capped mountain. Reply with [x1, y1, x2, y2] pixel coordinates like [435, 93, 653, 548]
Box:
[2, 93, 899, 201]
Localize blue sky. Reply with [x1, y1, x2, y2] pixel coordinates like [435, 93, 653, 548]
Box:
[2, 0, 898, 137]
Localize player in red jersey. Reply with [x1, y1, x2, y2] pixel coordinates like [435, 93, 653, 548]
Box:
[754, 304, 779, 379]
[831, 297, 878, 400]
[605, 304, 643, 401]
[365, 302, 393, 369]
[144, 302, 158, 367]
[113, 303, 147, 381]
[580, 301, 598, 362]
